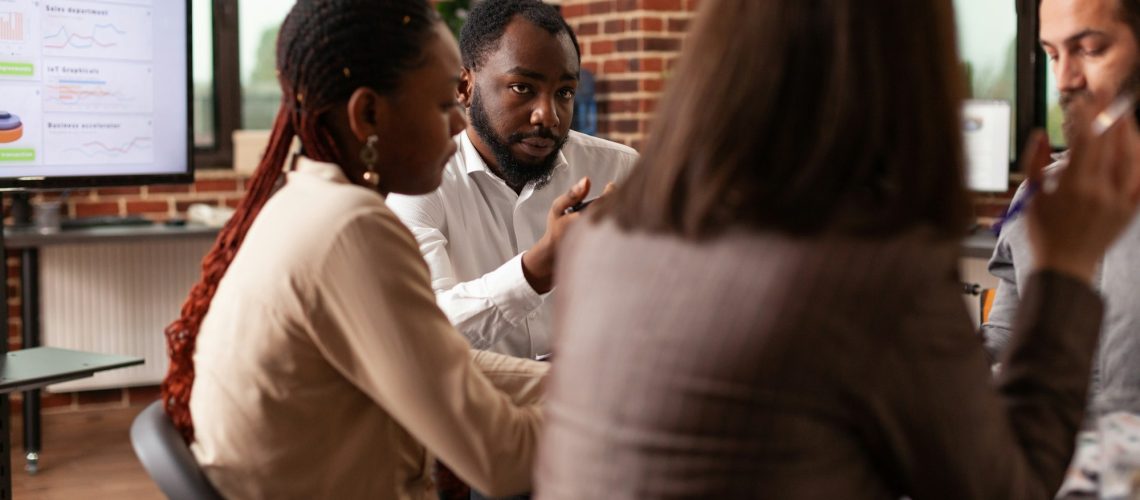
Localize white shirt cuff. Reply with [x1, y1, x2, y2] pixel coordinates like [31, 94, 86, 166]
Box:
[485, 253, 548, 326]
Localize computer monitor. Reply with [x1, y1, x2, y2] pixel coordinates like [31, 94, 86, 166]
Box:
[963, 99, 1012, 193]
[0, 0, 191, 190]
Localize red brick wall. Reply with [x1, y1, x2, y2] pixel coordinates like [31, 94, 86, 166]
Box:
[560, 0, 1016, 225]
[561, 0, 700, 150]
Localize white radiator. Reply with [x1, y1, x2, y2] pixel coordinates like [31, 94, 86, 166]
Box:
[39, 238, 214, 392]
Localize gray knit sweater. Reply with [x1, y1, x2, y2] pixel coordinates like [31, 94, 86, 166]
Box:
[982, 157, 1140, 412]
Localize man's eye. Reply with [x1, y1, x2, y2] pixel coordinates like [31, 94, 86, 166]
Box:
[509, 84, 532, 95]
[558, 88, 576, 99]
[1081, 46, 1106, 57]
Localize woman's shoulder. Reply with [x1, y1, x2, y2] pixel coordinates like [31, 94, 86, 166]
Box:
[564, 220, 957, 304]
[261, 177, 419, 264]
[571, 220, 953, 265]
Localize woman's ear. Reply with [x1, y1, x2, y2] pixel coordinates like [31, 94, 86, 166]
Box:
[346, 87, 390, 141]
[457, 68, 474, 108]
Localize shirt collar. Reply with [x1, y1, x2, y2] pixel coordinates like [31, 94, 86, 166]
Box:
[458, 129, 570, 183]
[291, 155, 350, 184]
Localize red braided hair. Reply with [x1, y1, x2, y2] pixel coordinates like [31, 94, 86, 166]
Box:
[162, 0, 438, 443]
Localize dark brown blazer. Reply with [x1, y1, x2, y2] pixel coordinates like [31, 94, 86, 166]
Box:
[536, 221, 1103, 499]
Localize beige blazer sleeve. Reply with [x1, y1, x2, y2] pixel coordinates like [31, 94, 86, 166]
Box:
[307, 206, 548, 497]
[472, 350, 547, 406]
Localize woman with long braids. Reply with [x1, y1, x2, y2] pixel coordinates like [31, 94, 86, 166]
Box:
[161, 1, 549, 498]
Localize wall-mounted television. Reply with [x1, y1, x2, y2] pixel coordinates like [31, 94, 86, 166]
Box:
[0, 0, 191, 190]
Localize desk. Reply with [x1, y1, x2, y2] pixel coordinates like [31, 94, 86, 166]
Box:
[2, 224, 219, 474]
[4, 223, 220, 248]
[0, 347, 143, 498]
[961, 232, 999, 259]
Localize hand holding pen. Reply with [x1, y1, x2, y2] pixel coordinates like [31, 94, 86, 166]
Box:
[562, 181, 618, 215]
[994, 93, 1139, 236]
[1022, 96, 1140, 285]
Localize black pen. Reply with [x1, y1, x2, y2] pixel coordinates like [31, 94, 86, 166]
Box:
[563, 196, 599, 215]
[993, 91, 1137, 236]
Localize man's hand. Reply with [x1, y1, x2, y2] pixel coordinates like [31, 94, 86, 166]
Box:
[1027, 102, 1140, 285]
[522, 177, 591, 293]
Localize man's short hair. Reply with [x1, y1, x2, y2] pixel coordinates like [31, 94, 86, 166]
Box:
[1119, 0, 1140, 44]
[459, 0, 581, 70]
[1041, 0, 1140, 44]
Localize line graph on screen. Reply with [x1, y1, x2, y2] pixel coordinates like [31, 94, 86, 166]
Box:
[63, 137, 152, 157]
[42, 23, 125, 50]
[42, 2, 152, 61]
[45, 115, 154, 165]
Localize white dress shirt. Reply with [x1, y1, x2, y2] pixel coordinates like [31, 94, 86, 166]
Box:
[387, 130, 638, 358]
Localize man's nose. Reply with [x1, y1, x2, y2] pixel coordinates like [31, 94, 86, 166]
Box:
[530, 95, 561, 129]
[1055, 54, 1087, 93]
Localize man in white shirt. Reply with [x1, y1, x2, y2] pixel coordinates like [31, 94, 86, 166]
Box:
[387, 0, 638, 359]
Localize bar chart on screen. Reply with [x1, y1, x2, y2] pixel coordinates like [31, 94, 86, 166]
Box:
[44, 60, 153, 114]
[0, 10, 21, 41]
[0, 0, 38, 78]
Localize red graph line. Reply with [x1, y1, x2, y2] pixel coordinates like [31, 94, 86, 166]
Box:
[47, 85, 123, 103]
[44, 32, 117, 49]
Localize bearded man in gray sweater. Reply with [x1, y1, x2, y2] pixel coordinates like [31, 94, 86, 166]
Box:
[984, 0, 1140, 412]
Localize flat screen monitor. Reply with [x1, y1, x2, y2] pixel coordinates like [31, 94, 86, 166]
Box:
[963, 99, 1012, 193]
[0, 0, 191, 190]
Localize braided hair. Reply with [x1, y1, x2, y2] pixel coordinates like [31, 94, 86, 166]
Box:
[162, 0, 439, 443]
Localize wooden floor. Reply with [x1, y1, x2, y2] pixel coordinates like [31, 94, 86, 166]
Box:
[9, 405, 162, 500]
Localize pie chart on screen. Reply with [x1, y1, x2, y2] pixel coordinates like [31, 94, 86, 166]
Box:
[0, 112, 22, 144]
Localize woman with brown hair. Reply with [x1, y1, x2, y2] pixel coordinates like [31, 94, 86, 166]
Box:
[160, 1, 561, 498]
[536, 0, 1140, 498]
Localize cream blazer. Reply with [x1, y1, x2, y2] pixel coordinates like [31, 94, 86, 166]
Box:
[190, 157, 547, 499]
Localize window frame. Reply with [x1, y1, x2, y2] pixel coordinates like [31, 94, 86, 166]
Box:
[1017, 0, 1048, 164]
[194, 0, 242, 169]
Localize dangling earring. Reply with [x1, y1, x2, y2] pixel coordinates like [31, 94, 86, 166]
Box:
[358, 134, 381, 188]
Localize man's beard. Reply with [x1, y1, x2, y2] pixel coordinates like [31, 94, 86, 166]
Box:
[1062, 67, 1140, 143]
[469, 89, 568, 190]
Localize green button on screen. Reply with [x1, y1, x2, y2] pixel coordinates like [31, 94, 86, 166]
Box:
[0, 62, 33, 77]
[0, 149, 35, 162]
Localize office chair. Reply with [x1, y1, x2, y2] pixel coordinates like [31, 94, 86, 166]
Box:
[980, 288, 996, 325]
[130, 401, 224, 500]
